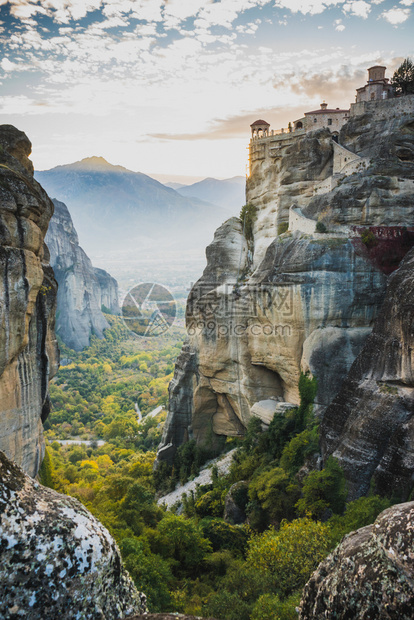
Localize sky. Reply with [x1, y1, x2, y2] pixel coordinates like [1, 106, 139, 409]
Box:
[0, 0, 413, 180]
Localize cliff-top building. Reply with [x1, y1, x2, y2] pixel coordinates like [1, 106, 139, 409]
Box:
[356, 65, 394, 102]
[250, 65, 394, 143]
[294, 102, 350, 135]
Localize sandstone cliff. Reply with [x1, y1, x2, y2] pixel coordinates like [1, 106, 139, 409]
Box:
[300, 501, 414, 619]
[46, 198, 119, 351]
[159, 96, 414, 462]
[0, 449, 146, 618]
[321, 246, 414, 501]
[0, 125, 58, 477]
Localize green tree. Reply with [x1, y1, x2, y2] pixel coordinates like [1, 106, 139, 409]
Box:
[248, 467, 300, 523]
[239, 203, 257, 241]
[204, 590, 252, 620]
[247, 518, 331, 597]
[155, 514, 212, 577]
[121, 538, 173, 612]
[279, 427, 319, 476]
[251, 592, 301, 620]
[391, 58, 414, 95]
[296, 456, 347, 519]
[39, 448, 54, 489]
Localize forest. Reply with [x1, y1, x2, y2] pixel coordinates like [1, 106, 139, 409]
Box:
[41, 314, 392, 619]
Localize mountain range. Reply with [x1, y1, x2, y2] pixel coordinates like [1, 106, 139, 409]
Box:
[35, 157, 235, 260]
[166, 176, 245, 210]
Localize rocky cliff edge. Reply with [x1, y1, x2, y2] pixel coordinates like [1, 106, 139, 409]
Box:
[0, 125, 59, 477]
[46, 198, 119, 351]
[159, 97, 414, 463]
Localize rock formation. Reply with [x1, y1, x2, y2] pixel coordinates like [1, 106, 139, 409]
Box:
[159, 96, 414, 463]
[0, 124, 58, 477]
[46, 198, 119, 351]
[321, 246, 414, 501]
[127, 613, 214, 620]
[299, 501, 414, 619]
[0, 449, 146, 618]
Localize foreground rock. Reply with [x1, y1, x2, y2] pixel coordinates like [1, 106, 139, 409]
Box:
[0, 450, 146, 619]
[0, 125, 58, 477]
[128, 616, 216, 620]
[46, 198, 119, 351]
[321, 246, 414, 500]
[300, 502, 414, 619]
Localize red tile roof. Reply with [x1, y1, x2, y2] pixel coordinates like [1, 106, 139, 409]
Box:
[305, 109, 349, 115]
[250, 119, 270, 126]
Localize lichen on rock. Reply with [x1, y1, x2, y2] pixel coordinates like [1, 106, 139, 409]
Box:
[0, 449, 146, 619]
[299, 501, 414, 619]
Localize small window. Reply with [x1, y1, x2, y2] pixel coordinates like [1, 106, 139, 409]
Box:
[327, 118, 332, 126]
[314, 117, 317, 123]
[370, 93, 375, 100]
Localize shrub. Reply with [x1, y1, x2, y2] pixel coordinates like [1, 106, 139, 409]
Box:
[155, 514, 212, 577]
[329, 495, 391, 545]
[240, 203, 257, 241]
[278, 222, 289, 235]
[296, 372, 317, 431]
[316, 221, 327, 233]
[200, 518, 248, 553]
[296, 456, 347, 519]
[251, 591, 301, 620]
[248, 467, 300, 523]
[39, 448, 54, 489]
[279, 427, 319, 476]
[361, 229, 378, 249]
[121, 537, 173, 612]
[203, 590, 252, 620]
[247, 517, 332, 597]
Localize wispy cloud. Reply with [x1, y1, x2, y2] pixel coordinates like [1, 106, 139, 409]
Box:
[0, 0, 412, 175]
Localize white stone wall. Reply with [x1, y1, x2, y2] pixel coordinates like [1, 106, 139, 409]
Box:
[333, 142, 361, 174]
[305, 111, 349, 133]
[289, 206, 316, 234]
[313, 177, 336, 196]
[340, 157, 370, 176]
[351, 94, 414, 119]
[356, 82, 393, 103]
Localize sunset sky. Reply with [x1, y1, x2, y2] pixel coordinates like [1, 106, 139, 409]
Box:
[1, 0, 413, 180]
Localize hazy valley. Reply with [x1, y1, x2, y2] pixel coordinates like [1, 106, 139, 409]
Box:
[1, 58, 414, 620]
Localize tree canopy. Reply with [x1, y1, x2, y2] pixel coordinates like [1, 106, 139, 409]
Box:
[391, 58, 414, 96]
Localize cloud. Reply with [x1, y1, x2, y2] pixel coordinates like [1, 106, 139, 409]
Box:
[274, 0, 342, 15]
[381, 6, 411, 24]
[334, 18, 345, 30]
[3, 0, 103, 24]
[342, 1, 371, 18]
[149, 105, 316, 141]
[0, 57, 30, 72]
[103, 0, 163, 22]
[289, 65, 367, 103]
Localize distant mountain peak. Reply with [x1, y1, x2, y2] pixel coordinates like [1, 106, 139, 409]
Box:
[43, 156, 131, 174]
[80, 156, 111, 166]
[73, 156, 129, 172]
